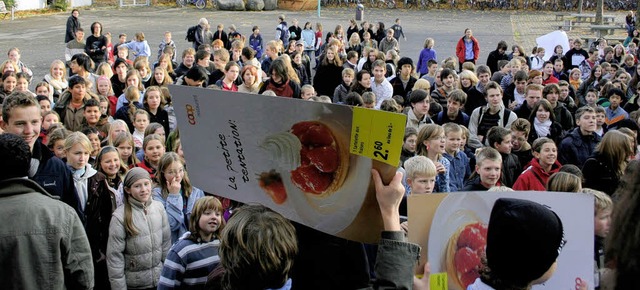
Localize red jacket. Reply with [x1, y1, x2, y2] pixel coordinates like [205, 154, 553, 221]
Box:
[542, 75, 559, 85]
[512, 158, 561, 191]
[456, 36, 480, 62]
[108, 95, 118, 116]
[135, 159, 157, 180]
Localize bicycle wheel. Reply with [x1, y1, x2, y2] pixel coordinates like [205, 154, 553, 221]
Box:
[387, 0, 397, 8]
[489, 1, 495, 9]
[196, 0, 206, 8]
[404, 0, 412, 8]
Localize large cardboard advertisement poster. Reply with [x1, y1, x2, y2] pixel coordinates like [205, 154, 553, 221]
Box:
[409, 191, 594, 290]
[536, 30, 570, 61]
[170, 85, 406, 243]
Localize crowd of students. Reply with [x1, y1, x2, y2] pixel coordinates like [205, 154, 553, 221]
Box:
[1, 7, 640, 290]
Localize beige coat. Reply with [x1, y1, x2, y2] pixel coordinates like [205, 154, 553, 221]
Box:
[405, 108, 434, 132]
[107, 197, 170, 289]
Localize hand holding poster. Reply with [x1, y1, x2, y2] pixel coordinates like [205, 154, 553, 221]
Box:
[170, 85, 406, 243]
[408, 191, 594, 290]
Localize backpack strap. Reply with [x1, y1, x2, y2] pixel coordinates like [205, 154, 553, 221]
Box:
[478, 107, 511, 127]
[503, 108, 512, 127]
[477, 107, 484, 125]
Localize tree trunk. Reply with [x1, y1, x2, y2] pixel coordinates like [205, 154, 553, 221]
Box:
[637, 0, 640, 25]
[578, 0, 583, 13]
[595, 0, 603, 24]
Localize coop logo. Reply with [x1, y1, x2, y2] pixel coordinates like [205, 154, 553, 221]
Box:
[186, 104, 197, 125]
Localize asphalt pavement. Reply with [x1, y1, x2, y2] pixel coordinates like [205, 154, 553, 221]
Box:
[0, 6, 520, 88]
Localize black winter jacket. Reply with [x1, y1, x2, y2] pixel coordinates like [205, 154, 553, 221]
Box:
[500, 152, 521, 188]
[31, 141, 83, 224]
[559, 128, 601, 168]
[582, 152, 621, 196]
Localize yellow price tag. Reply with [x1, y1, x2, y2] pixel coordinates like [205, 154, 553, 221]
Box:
[350, 107, 406, 166]
[430, 272, 448, 290]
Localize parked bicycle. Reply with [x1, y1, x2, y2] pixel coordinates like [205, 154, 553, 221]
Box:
[419, 0, 437, 8]
[404, 0, 416, 8]
[370, 0, 396, 8]
[177, 0, 207, 9]
[466, 0, 476, 8]
[477, 0, 491, 9]
[583, 0, 596, 9]
[493, 0, 508, 9]
[321, 0, 634, 10]
[531, 0, 543, 9]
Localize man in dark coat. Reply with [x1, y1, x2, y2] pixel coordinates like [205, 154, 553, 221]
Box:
[0, 133, 93, 290]
[65, 9, 81, 43]
[486, 40, 509, 75]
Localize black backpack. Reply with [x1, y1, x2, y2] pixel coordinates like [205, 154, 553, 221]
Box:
[186, 25, 198, 42]
[477, 107, 512, 127]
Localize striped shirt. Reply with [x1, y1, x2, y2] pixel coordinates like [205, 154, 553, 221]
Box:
[158, 233, 221, 289]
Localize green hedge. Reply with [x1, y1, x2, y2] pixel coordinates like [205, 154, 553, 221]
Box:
[52, 0, 68, 10]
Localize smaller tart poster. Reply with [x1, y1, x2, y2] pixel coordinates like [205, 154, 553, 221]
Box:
[408, 191, 594, 290]
[170, 85, 405, 243]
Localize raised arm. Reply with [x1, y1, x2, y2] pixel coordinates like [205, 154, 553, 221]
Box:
[371, 169, 421, 289]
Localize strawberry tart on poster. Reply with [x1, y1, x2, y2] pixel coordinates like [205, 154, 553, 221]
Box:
[408, 191, 594, 290]
[169, 85, 406, 243]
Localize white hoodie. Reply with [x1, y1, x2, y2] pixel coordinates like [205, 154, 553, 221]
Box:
[71, 164, 97, 211]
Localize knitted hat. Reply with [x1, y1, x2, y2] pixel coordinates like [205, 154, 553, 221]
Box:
[124, 167, 151, 188]
[397, 57, 414, 69]
[486, 198, 564, 283]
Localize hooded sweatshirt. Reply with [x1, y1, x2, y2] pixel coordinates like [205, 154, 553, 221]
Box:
[69, 164, 97, 211]
[512, 158, 562, 191]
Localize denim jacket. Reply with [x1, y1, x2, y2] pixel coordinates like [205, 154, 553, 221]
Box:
[443, 151, 470, 192]
[152, 186, 205, 244]
[434, 157, 452, 193]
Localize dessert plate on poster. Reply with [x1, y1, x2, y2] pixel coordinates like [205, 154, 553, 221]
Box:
[260, 112, 372, 235]
[428, 193, 493, 290]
